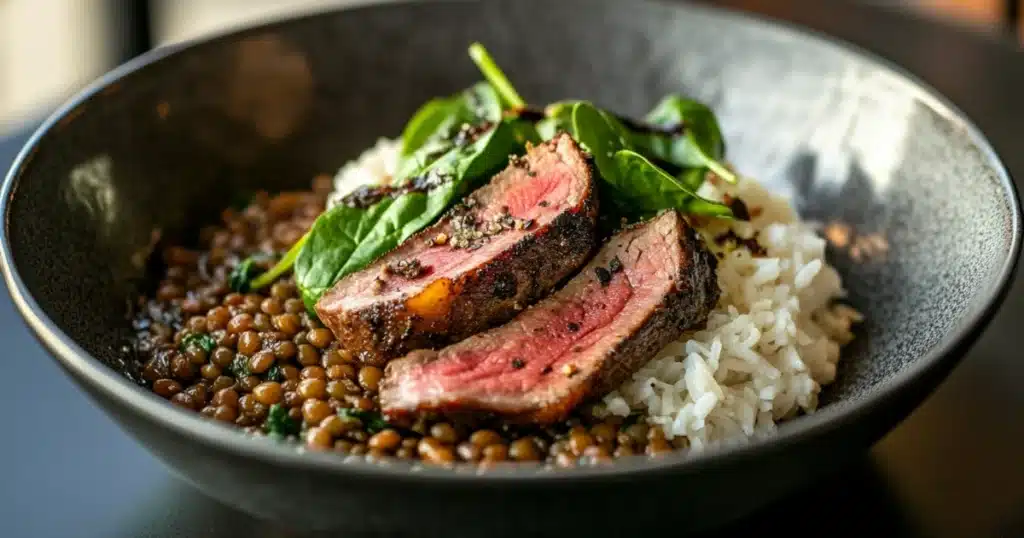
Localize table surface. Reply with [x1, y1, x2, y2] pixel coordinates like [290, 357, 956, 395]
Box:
[2, 1, 1024, 537]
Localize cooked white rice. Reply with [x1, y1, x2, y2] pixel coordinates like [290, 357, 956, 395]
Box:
[328, 138, 861, 453]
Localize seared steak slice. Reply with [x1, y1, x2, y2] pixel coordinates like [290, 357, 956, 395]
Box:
[380, 210, 719, 424]
[316, 133, 598, 365]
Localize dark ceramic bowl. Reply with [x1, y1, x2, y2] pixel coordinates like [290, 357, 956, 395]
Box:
[1, 0, 1019, 535]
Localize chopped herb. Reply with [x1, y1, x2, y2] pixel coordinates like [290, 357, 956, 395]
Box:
[511, 358, 526, 369]
[609, 256, 623, 274]
[338, 408, 389, 433]
[594, 267, 612, 286]
[229, 354, 251, 379]
[179, 332, 216, 353]
[265, 364, 284, 382]
[228, 257, 263, 293]
[265, 403, 300, 439]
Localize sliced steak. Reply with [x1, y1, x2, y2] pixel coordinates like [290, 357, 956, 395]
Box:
[380, 209, 720, 424]
[316, 133, 598, 365]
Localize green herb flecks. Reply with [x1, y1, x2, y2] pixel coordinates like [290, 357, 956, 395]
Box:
[338, 408, 389, 433]
[228, 257, 262, 293]
[229, 355, 251, 379]
[265, 365, 284, 383]
[179, 333, 216, 354]
[265, 404, 301, 439]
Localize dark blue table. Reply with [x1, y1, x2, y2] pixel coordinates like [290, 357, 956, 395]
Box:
[2, 1, 1023, 537]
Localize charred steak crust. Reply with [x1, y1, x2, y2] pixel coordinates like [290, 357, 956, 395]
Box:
[587, 218, 719, 398]
[316, 134, 599, 365]
[380, 210, 721, 425]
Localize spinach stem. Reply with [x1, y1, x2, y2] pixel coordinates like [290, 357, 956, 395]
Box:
[705, 158, 738, 184]
[250, 231, 309, 290]
[468, 43, 525, 109]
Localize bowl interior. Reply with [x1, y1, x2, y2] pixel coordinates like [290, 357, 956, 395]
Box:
[3, 0, 1018, 457]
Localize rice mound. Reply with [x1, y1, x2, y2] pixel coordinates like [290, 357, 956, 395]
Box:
[598, 176, 861, 452]
[329, 139, 861, 453]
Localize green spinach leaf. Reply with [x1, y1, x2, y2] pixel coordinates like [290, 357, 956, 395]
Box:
[568, 102, 732, 221]
[536, 101, 578, 140]
[179, 333, 216, 354]
[395, 82, 504, 181]
[611, 150, 734, 218]
[295, 120, 522, 311]
[633, 95, 737, 186]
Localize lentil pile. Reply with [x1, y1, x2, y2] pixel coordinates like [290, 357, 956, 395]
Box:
[130, 178, 681, 467]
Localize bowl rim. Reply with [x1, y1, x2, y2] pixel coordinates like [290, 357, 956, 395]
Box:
[1, 0, 1020, 484]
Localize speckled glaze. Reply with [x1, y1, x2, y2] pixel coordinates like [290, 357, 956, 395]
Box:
[1, 0, 1019, 535]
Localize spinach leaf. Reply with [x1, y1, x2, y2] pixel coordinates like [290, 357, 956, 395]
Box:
[400, 98, 459, 159]
[337, 408, 389, 433]
[536, 101, 578, 140]
[568, 102, 732, 221]
[569, 101, 639, 222]
[611, 151, 734, 218]
[295, 120, 522, 311]
[265, 404, 300, 439]
[395, 82, 504, 181]
[468, 42, 525, 109]
[571, 102, 633, 176]
[633, 95, 737, 186]
[179, 333, 216, 353]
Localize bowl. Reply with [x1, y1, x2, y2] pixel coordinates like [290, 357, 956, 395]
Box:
[1, 0, 1019, 535]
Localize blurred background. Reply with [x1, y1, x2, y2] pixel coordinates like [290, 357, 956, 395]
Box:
[0, 0, 1021, 137]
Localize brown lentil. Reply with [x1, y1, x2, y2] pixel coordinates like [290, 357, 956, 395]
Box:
[482, 444, 508, 462]
[469, 430, 503, 448]
[368, 429, 402, 451]
[509, 437, 542, 461]
[152, 378, 182, 398]
[430, 422, 458, 444]
[302, 399, 333, 425]
[298, 378, 327, 400]
[358, 366, 382, 392]
[307, 328, 333, 348]
[211, 388, 238, 407]
[306, 427, 332, 449]
[252, 382, 283, 405]
[419, 438, 455, 464]
[249, 351, 275, 374]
